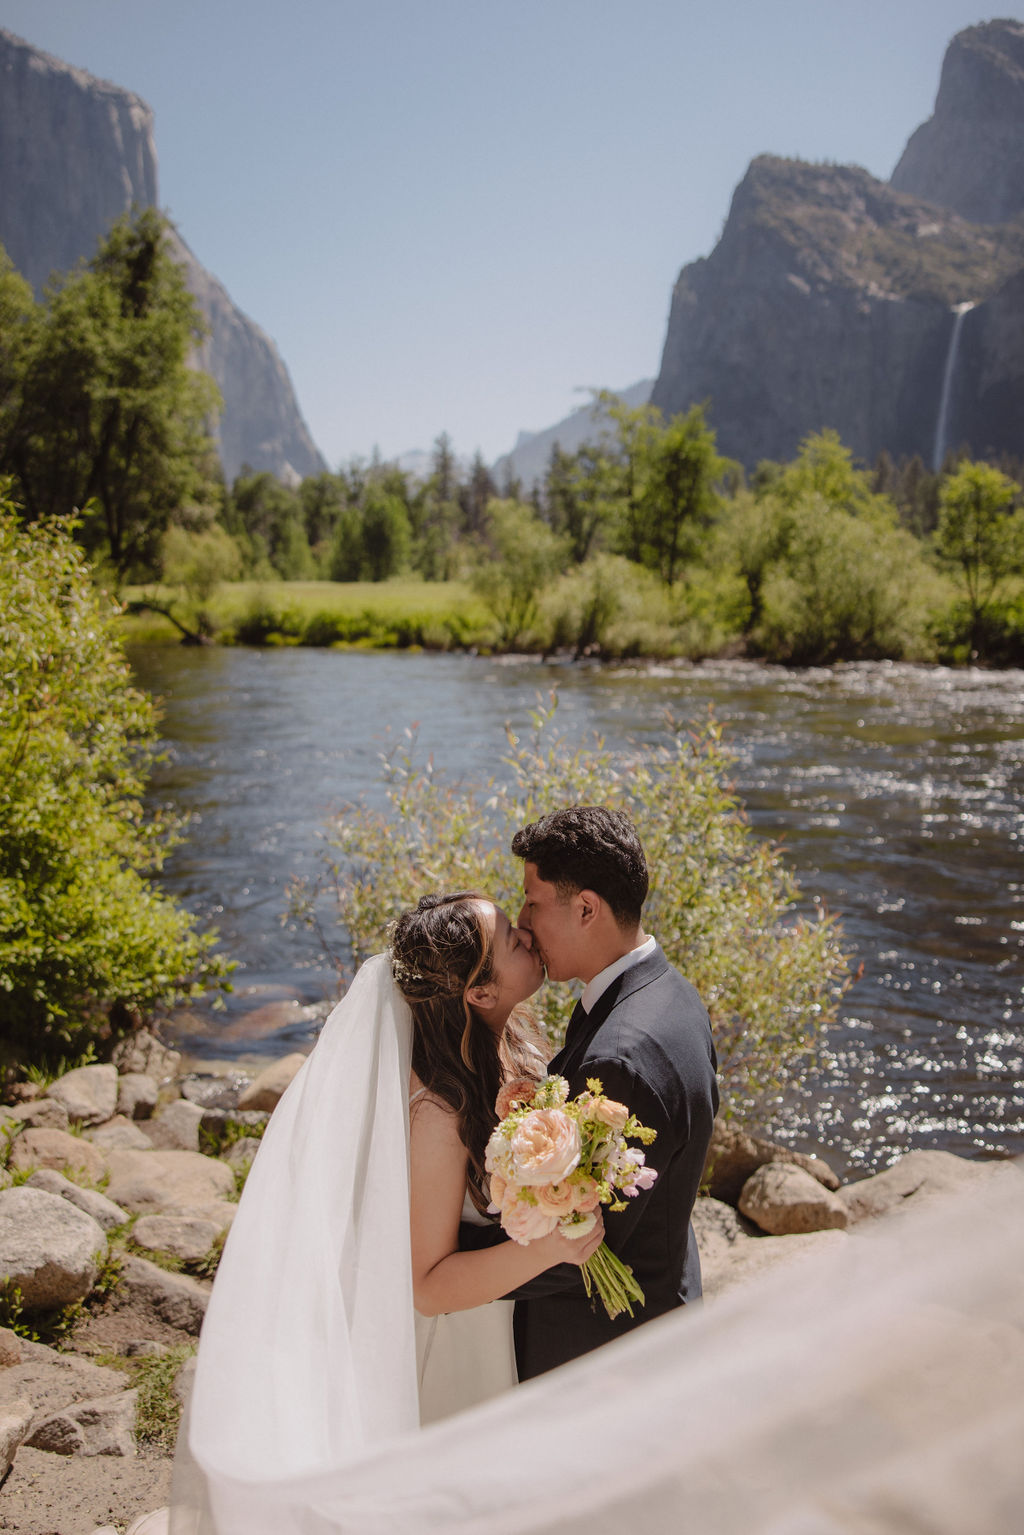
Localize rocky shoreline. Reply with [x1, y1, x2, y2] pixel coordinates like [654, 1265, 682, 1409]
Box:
[1, 1038, 1018, 1534]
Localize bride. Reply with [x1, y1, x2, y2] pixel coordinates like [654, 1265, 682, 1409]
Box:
[174, 891, 602, 1533]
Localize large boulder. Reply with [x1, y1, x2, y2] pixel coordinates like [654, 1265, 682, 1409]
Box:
[111, 1029, 181, 1083]
[739, 1163, 850, 1235]
[25, 1169, 129, 1232]
[116, 1073, 159, 1120]
[131, 1215, 220, 1264]
[703, 1121, 840, 1205]
[0, 1399, 33, 1480]
[103, 1149, 235, 1214]
[237, 1053, 307, 1113]
[8, 1127, 109, 1185]
[0, 1326, 21, 1367]
[88, 1115, 155, 1151]
[145, 1099, 205, 1152]
[0, 1187, 106, 1309]
[841, 1149, 1020, 1223]
[120, 1255, 210, 1334]
[45, 1064, 118, 1126]
[1, 1097, 70, 1133]
[26, 1388, 137, 1457]
[2, 1336, 126, 1422]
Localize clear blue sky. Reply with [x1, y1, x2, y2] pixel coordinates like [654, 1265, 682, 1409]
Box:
[2, 2, 1020, 468]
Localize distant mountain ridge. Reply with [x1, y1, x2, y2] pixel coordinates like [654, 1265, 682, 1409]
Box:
[492, 379, 653, 491]
[651, 18, 1024, 469]
[0, 28, 326, 484]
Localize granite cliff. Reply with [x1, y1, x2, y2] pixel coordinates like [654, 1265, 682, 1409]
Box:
[0, 29, 325, 484]
[651, 21, 1024, 470]
[891, 18, 1024, 224]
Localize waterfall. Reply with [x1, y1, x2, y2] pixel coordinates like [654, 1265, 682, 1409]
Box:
[932, 301, 975, 472]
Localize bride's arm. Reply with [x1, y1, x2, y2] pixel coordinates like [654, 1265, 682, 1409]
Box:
[409, 1093, 602, 1317]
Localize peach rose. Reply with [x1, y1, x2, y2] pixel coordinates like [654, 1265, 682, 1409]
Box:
[502, 1192, 560, 1246]
[487, 1170, 509, 1214]
[509, 1108, 581, 1185]
[572, 1175, 602, 1213]
[495, 1077, 538, 1120]
[593, 1098, 629, 1133]
[533, 1180, 577, 1217]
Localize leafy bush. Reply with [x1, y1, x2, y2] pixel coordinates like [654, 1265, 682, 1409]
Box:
[0, 496, 228, 1073]
[302, 701, 850, 1118]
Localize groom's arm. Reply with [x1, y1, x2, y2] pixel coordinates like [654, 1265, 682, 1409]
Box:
[459, 1059, 681, 1300]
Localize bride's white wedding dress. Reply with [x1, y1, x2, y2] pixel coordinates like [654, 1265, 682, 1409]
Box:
[415, 1191, 517, 1424]
[175, 955, 1024, 1534]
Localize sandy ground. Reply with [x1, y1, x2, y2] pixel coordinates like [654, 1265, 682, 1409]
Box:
[0, 1445, 171, 1535]
[0, 1289, 195, 1535]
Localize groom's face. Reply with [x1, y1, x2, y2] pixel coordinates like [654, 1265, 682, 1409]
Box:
[517, 863, 581, 983]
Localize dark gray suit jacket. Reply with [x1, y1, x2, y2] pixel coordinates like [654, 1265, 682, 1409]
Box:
[462, 944, 719, 1378]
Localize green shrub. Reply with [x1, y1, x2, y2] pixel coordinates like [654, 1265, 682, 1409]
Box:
[0, 495, 229, 1073]
[302, 700, 850, 1118]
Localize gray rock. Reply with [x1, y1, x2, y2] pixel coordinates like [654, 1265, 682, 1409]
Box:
[45, 1064, 118, 1126]
[704, 1228, 849, 1300]
[121, 1340, 170, 1359]
[703, 1120, 841, 1205]
[24, 1169, 129, 1232]
[88, 1115, 155, 1151]
[177, 1200, 236, 1235]
[111, 1029, 182, 1083]
[103, 1148, 235, 1214]
[180, 1073, 249, 1111]
[739, 1163, 850, 1236]
[223, 1136, 263, 1168]
[0, 1186, 105, 1309]
[237, 1053, 307, 1113]
[8, 1126, 109, 1185]
[120, 1255, 210, 1334]
[0, 1398, 33, 1479]
[840, 1148, 1015, 1224]
[116, 1072, 159, 1120]
[0, 1326, 21, 1367]
[1, 1335, 126, 1424]
[132, 1215, 220, 1263]
[1, 1097, 70, 1132]
[145, 1099, 205, 1152]
[27, 1387, 137, 1457]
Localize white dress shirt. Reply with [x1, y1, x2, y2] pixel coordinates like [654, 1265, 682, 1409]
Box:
[580, 934, 657, 1014]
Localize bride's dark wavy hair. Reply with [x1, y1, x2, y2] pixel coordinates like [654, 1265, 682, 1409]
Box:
[390, 891, 544, 1216]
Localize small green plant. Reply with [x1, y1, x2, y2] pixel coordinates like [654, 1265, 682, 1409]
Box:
[22, 1044, 99, 1091]
[198, 1116, 265, 1159]
[133, 1343, 197, 1450]
[192, 1230, 227, 1280]
[0, 1278, 82, 1345]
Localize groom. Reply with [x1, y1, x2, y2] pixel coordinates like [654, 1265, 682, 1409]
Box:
[465, 805, 719, 1378]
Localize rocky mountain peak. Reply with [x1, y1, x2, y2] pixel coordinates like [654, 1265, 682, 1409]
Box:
[891, 18, 1024, 223]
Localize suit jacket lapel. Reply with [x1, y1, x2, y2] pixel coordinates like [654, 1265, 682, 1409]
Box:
[549, 945, 671, 1081]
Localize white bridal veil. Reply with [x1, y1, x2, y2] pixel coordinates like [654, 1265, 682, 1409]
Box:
[179, 955, 1024, 1535]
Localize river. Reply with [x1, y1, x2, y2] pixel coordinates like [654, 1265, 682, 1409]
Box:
[128, 646, 1024, 1181]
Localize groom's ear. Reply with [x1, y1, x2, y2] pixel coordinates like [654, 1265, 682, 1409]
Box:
[577, 889, 601, 927]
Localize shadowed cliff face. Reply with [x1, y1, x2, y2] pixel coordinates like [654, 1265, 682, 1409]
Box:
[891, 19, 1024, 225]
[0, 29, 325, 484]
[651, 156, 1024, 469]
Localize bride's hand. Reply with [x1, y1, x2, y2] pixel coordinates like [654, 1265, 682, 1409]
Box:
[537, 1211, 605, 1268]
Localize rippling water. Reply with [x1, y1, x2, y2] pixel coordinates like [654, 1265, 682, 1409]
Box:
[129, 648, 1024, 1180]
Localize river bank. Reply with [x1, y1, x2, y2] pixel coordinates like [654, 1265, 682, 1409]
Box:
[3, 1051, 1020, 1534]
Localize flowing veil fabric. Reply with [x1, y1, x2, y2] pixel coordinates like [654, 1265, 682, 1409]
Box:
[178, 954, 1024, 1534]
[177, 953, 419, 1534]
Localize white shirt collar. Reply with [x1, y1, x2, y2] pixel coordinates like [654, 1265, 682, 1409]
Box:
[580, 934, 657, 1014]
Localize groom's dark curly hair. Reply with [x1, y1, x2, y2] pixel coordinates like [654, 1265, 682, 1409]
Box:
[511, 805, 649, 928]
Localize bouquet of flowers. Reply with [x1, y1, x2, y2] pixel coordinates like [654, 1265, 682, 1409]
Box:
[486, 1073, 658, 1320]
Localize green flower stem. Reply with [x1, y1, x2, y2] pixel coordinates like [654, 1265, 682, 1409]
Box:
[581, 1241, 646, 1320]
